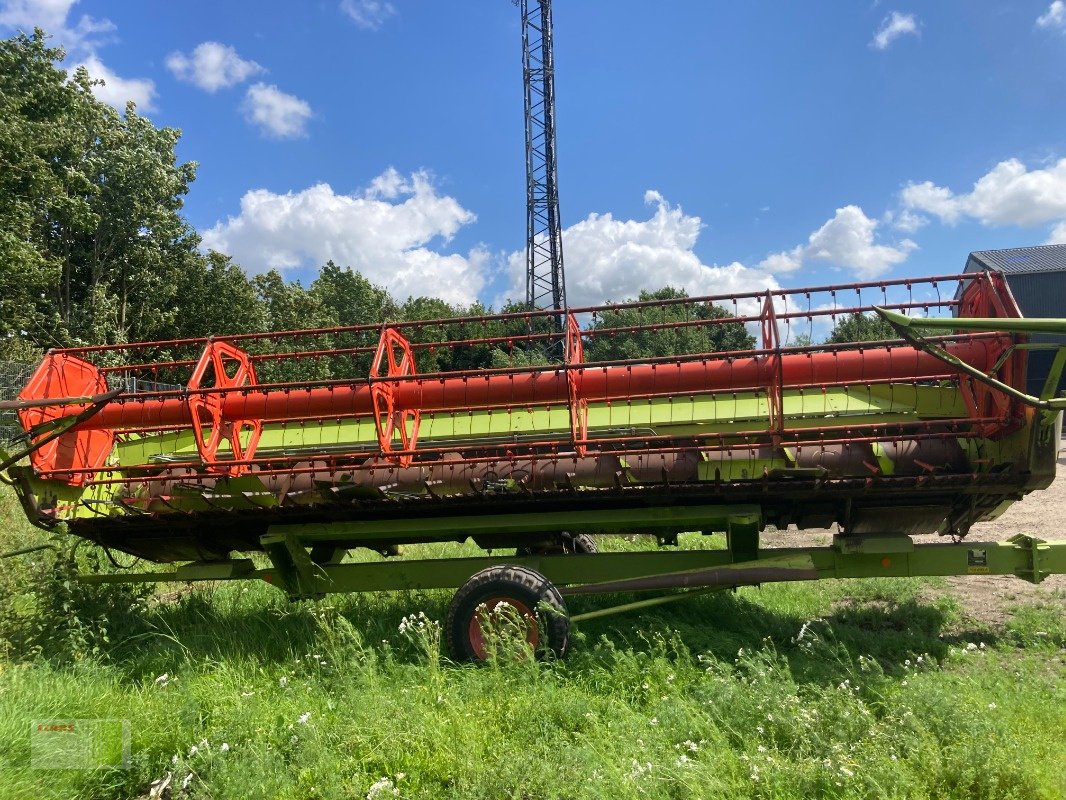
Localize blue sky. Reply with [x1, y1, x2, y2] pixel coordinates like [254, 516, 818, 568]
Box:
[3, 1, 1066, 308]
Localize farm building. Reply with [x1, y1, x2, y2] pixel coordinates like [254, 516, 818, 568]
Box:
[962, 243, 1066, 398]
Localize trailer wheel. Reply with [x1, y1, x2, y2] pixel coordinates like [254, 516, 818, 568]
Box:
[517, 532, 598, 556]
[446, 565, 569, 662]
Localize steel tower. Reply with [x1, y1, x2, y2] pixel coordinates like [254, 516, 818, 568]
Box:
[520, 0, 567, 326]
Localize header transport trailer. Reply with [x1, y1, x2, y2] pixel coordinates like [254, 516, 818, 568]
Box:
[3, 271, 1065, 661]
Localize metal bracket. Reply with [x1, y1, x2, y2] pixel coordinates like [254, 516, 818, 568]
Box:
[875, 307, 1066, 411]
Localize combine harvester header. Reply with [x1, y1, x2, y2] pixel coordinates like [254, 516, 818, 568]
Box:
[3, 271, 1065, 660]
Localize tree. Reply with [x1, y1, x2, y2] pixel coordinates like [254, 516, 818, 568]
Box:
[164, 251, 266, 341]
[0, 30, 93, 347]
[585, 287, 755, 361]
[826, 312, 898, 344]
[252, 270, 337, 382]
[310, 263, 397, 377]
[0, 30, 201, 351]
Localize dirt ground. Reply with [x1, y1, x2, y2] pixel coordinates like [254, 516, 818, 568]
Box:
[762, 455, 1066, 627]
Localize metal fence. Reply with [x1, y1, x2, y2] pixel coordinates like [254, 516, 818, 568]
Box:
[0, 362, 182, 449]
[0, 361, 35, 447]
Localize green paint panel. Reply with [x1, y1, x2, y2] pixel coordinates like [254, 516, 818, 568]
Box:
[112, 385, 968, 469]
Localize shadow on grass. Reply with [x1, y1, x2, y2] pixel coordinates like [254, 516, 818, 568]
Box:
[89, 577, 1008, 692]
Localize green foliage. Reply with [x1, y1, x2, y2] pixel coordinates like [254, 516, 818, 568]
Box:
[251, 270, 337, 382]
[166, 251, 267, 340]
[1, 552, 151, 664]
[586, 287, 756, 361]
[0, 30, 200, 349]
[826, 312, 899, 344]
[0, 561, 1062, 798]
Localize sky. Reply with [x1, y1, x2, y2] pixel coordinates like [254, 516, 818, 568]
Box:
[3, 0, 1066, 309]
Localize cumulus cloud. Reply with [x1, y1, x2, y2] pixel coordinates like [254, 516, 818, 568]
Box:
[0, 0, 111, 49]
[759, 205, 916, 280]
[202, 169, 487, 305]
[340, 0, 396, 30]
[166, 42, 264, 92]
[241, 83, 313, 138]
[901, 158, 1066, 234]
[1048, 221, 1066, 245]
[500, 191, 779, 308]
[892, 208, 929, 234]
[77, 54, 156, 110]
[0, 0, 156, 111]
[871, 11, 919, 50]
[1037, 1, 1065, 29]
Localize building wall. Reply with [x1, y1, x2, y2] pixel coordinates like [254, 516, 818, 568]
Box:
[1002, 273, 1066, 398]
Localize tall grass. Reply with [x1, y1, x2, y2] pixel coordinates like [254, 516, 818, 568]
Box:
[0, 486, 1063, 799]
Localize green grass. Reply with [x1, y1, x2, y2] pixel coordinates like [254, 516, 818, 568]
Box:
[0, 487, 1064, 799]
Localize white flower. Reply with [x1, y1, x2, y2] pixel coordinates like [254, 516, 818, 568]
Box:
[182, 773, 193, 790]
[367, 776, 400, 799]
[188, 745, 198, 757]
[988, 703, 997, 710]
[154, 673, 170, 686]
[757, 745, 767, 753]
[649, 717, 658, 726]
[966, 642, 978, 651]
[279, 676, 289, 688]
[220, 743, 230, 752]
[297, 712, 311, 725]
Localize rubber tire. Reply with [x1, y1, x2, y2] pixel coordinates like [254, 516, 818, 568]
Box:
[516, 532, 598, 557]
[446, 565, 570, 662]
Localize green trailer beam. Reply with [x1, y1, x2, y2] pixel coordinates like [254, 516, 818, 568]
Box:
[79, 534, 1066, 619]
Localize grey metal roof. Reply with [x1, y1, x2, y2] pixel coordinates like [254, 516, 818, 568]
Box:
[966, 244, 1066, 275]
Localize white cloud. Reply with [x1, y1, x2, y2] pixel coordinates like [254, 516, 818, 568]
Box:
[0, 0, 111, 50]
[0, 0, 156, 113]
[1037, 1, 1065, 29]
[77, 54, 156, 111]
[892, 208, 929, 233]
[500, 191, 779, 308]
[1048, 221, 1066, 244]
[759, 205, 916, 280]
[871, 11, 919, 50]
[166, 42, 264, 92]
[241, 83, 313, 138]
[1, 0, 76, 31]
[202, 169, 487, 305]
[901, 158, 1066, 230]
[340, 0, 396, 30]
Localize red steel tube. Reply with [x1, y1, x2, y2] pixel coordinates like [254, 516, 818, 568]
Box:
[78, 337, 1004, 432]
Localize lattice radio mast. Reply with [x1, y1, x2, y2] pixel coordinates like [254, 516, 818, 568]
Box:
[520, 0, 567, 328]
